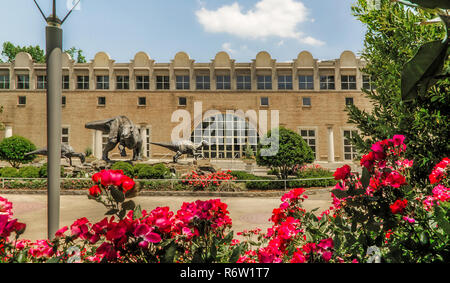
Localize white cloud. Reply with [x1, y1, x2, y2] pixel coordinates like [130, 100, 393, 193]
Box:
[196, 0, 324, 46]
[222, 42, 236, 54]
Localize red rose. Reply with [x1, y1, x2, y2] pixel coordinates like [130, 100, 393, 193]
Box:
[333, 165, 351, 180]
[384, 171, 406, 188]
[390, 199, 407, 215]
[120, 176, 135, 192]
[89, 185, 102, 197]
[92, 172, 101, 183]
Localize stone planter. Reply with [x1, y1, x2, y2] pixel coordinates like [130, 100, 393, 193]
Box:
[243, 159, 256, 173]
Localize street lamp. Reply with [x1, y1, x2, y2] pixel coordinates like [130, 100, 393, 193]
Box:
[33, 0, 81, 240]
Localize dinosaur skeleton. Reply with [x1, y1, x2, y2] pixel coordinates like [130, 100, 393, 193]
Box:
[85, 116, 143, 162]
[150, 140, 209, 163]
[25, 144, 85, 166]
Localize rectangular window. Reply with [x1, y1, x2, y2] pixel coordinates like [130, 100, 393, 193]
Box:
[18, 96, 26, 105]
[320, 75, 335, 90]
[0, 75, 10, 89]
[341, 75, 357, 90]
[343, 130, 358, 161]
[176, 76, 190, 90]
[178, 97, 187, 106]
[260, 97, 269, 106]
[138, 97, 147, 106]
[216, 75, 231, 90]
[345, 97, 354, 106]
[302, 97, 311, 107]
[136, 76, 150, 90]
[196, 75, 210, 90]
[17, 75, 30, 89]
[97, 96, 106, 106]
[62, 127, 69, 145]
[156, 76, 170, 90]
[77, 75, 89, 90]
[116, 76, 129, 90]
[96, 76, 109, 90]
[62, 96, 66, 106]
[299, 75, 314, 90]
[278, 75, 292, 90]
[363, 75, 376, 90]
[37, 75, 47, 89]
[300, 129, 317, 158]
[257, 76, 272, 90]
[237, 75, 251, 90]
[62, 75, 69, 90]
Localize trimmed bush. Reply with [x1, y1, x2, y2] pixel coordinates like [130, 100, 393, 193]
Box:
[110, 161, 135, 177]
[0, 136, 36, 168]
[38, 163, 65, 178]
[0, 167, 19, 178]
[136, 164, 171, 179]
[294, 165, 336, 188]
[133, 163, 151, 176]
[18, 166, 40, 178]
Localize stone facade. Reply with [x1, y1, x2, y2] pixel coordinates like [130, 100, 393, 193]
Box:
[0, 50, 372, 163]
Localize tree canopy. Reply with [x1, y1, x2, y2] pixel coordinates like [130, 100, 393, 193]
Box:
[347, 0, 450, 185]
[0, 41, 86, 63]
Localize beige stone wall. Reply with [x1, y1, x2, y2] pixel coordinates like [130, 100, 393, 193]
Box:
[0, 50, 373, 162]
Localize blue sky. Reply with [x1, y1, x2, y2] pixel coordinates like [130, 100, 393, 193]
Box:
[0, 0, 366, 63]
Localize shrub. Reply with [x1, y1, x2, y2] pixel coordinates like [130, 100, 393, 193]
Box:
[0, 136, 36, 168]
[136, 164, 171, 179]
[133, 163, 150, 176]
[110, 161, 134, 177]
[295, 165, 336, 188]
[0, 167, 19, 178]
[18, 166, 40, 178]
[38, 163, 65, 178]
[256, 127, 314, 180]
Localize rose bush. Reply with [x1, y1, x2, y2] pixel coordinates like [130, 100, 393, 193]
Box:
[0, 137, 448, 263]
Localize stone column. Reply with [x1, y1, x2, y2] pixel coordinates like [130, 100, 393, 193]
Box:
[94, 130, 103, 159]
[4, 125, 12, 138]
[140, 125, 147, 157]
[327, 125, 335, 163]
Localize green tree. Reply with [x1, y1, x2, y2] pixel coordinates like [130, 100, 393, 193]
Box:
[346, 0, 450, 186]
[256, 127, 314, 180]
[0, 136, 37, 169]
[1, 42, 45, 63]
[0, 42, 86, 63]
[64, 47, 87, 63]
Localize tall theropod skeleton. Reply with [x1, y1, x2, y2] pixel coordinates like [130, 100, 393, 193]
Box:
[85, 116, 143, 162]
[25, 144, 86, 166]
[151, 140, 209, 163]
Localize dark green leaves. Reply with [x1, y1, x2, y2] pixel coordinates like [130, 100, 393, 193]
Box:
[401, 40, 449, 101]
[361, 167, 370, 189]
[110, 187, 125, 203]
[403, 0, 450, 9]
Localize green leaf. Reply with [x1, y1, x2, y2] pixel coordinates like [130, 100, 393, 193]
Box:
[46, 257, 60, 263]
[331, 189, 348, 199]
[118, 209, 126, 219]
[105, 209, 119, 215]
[420, 232, 429, 245]
[162, 242, 177, 263]
[121, 200, 136, 211]
[219, 231, 234, 245]
[361, 167, 370, 190]
[133, 205, 142, 220]
[401, 40, 448, 101]
[229, 245, 242, 263]
[110, 187, 125, 203]
[404, 0, 450, 9]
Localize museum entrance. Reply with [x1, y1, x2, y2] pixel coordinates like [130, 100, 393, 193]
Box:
[191, 113, 259, 159]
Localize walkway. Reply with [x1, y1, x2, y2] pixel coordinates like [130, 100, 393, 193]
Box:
[5, 190, 332, 241]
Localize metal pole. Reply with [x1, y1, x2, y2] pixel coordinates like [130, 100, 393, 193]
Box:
[46, 20, 62, 240]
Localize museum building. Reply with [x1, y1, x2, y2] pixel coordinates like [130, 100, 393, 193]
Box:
[0, 50, 373, 163]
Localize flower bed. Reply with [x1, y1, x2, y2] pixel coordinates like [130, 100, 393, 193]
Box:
[0, 135, 448, 263]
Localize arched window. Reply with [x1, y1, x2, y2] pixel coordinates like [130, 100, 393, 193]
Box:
[192, 113, 259, 159]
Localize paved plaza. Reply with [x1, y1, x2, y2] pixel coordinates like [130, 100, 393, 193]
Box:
[5, 190, 333, 241]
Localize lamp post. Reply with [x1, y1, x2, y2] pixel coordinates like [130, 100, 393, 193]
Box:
[33, 0, 80, 240]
